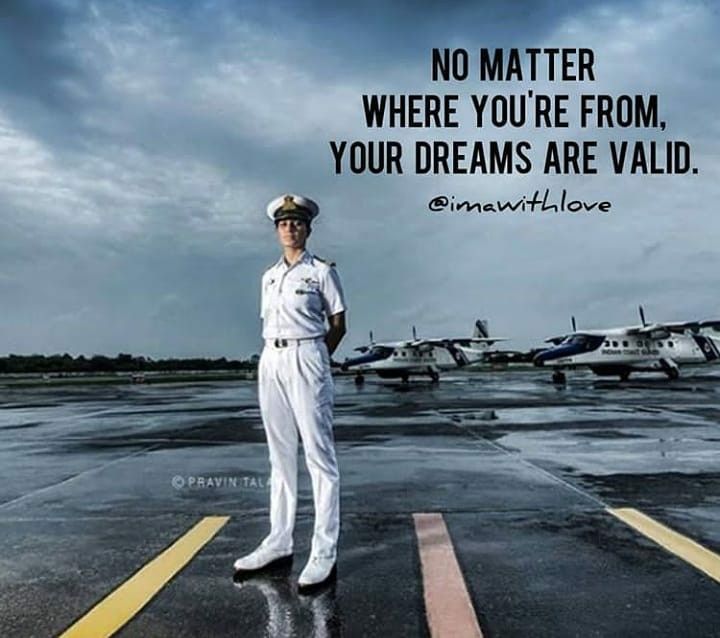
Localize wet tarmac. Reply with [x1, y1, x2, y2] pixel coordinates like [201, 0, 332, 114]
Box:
[1, 368, 719, 637]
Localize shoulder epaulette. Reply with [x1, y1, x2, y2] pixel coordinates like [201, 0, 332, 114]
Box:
[313, 255, 336, 267]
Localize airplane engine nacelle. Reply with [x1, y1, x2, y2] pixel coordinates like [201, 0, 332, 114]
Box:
[649, 329, 670, 340]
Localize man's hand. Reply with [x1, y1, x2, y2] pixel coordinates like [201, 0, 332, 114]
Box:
[325, 312, 346, 356]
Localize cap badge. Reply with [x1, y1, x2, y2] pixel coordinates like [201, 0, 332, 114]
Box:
[281, 195, 297, 211]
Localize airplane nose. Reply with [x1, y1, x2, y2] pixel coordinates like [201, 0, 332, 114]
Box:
[533, 341, 587, 366]
[533, 346, 569, 366]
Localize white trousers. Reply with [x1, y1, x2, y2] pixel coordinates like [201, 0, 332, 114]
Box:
[258, 339, 340, 559]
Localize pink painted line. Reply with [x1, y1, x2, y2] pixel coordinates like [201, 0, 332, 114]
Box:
[413, 512, 484, 638]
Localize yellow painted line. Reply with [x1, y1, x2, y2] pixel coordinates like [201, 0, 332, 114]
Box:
[60, 515, 230, 638]
[413, 512, 484, 638]
[608, 507, 720, 584]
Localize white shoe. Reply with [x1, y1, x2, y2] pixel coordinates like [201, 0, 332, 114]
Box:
[233, 546, 292, 573]
[298, 555, 337, 589]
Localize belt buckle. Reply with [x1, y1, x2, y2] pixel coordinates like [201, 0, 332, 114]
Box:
[274, 338, 288, 348]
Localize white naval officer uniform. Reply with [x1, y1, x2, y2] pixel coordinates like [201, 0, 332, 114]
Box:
[258, 249, 346, 562]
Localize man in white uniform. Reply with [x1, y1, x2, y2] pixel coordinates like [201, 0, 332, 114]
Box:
[234, 193, 347, 591]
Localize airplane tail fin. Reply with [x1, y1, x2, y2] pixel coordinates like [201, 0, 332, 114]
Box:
[473, 319, 489, 338]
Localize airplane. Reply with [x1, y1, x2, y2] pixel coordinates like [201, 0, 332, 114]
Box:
[341, 319, 507, 384]
[533, 306, 720, 383]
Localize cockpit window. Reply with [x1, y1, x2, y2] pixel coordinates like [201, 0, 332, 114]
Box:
[562, 334, 604, 351]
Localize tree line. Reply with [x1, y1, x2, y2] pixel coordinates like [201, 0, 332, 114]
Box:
[0, 353, 259, 374]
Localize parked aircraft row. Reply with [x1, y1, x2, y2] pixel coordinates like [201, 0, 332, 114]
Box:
[340, 308, 720, 384]
[341, 320, 505, 384]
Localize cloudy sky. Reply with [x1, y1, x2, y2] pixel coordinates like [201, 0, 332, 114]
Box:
[1, 0, 718, 359]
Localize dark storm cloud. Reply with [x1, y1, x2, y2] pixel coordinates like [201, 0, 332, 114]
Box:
[0, 0, 87, 107]
[207, 0, 630, 76]
[0, 0, 718, 357]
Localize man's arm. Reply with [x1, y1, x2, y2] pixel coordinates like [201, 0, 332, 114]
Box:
[325, 311, 346, 356]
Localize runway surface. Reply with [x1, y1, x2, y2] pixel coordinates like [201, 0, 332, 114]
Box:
[1, 368, 719, 637]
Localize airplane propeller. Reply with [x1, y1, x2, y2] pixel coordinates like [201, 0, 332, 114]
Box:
[571, 316, 577, 332]
[412, 325, 417, 340]
[639, 305, 647, 327]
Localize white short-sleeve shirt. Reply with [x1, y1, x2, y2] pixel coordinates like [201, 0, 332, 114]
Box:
[261, 251, 346, 339]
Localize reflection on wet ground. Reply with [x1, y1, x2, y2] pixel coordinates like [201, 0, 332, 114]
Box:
[233, 561, 342, 637]
[1, 368, 719, 637]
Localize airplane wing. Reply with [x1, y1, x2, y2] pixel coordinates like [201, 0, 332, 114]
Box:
[353, 340, 413, 352]
[625, 322, 671, 335]
[629, 320, 720, 335]
[404, 339, 471, 366]
[660, 321, 703, 334]
[410, 337, 508, 347]
[461, 338, 508, 347]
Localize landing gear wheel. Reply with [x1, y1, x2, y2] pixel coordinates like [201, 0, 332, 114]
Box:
[354, 373, 365, 386]
[667, 368, 679, 380]
[429, 371, 440, 383]
[619, 371, 631, 381]
[552, 371, 566, 385]
[401, 373, 409, 384]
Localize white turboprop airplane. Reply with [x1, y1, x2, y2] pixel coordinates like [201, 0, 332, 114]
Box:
[341, 320, 507, 384]
[534, 306, 720, 383]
